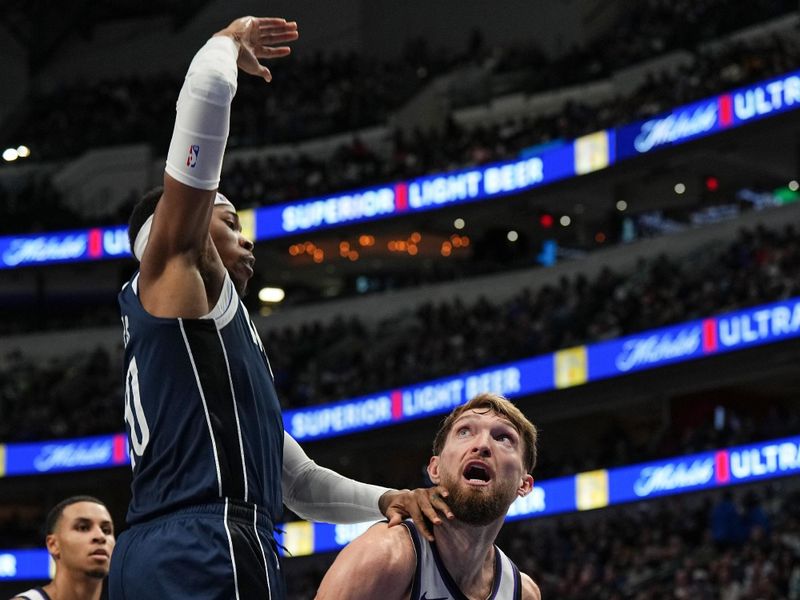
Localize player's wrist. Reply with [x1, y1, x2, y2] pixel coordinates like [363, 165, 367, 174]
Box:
[378, 489, 407, 516]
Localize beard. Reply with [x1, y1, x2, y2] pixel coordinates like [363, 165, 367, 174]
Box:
[440, 470, 517, 526]
[85, 568, 108, 579]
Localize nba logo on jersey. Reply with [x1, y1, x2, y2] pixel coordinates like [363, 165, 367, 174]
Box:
[186, 144, 200, 168]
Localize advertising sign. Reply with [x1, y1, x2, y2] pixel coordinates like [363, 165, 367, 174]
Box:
[615, 69, 800, 160]
[2, 434, 128, 477]
[284, 357, 552, 442]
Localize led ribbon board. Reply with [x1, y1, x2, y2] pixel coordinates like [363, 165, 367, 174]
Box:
[616, 70, 800, 159]
[2, 298, 800, 477]
[0, 434, 128, 478]
[284, 296, 800, 441]
[272, 434, 800, 557]
[4, 435, 797, 579]
[2, 69, 798, 269]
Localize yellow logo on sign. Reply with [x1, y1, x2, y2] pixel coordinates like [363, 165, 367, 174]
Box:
[554, 346, 587, 389]
[576, 469, 609, 511]
[574, 131, 610, 175]
[0, 444, 5, 477]
[284, 521, 314, 557]
[238, 208, 256, 244]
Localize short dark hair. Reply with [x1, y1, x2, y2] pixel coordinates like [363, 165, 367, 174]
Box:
[45, 495, 108, 536]
[128, 186, 164, 253]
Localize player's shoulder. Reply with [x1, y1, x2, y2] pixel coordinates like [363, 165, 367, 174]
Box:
[520, 571, 541, 600]
[316, 521, 416, 599]
[11, 590, 48, 600]
[346, 521, 416, 573]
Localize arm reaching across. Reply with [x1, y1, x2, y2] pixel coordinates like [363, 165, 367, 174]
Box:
[282, 432, 453, 541]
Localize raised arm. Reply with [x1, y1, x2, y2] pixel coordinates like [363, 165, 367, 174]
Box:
[315, 522, 416, 600]
[138, 17, 297, 317]
[282, 432, 454, 540]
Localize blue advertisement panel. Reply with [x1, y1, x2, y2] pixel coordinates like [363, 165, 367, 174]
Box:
[725, 436, 800, 485]
[284, 354, 553, 442]
[505, 475, 576, 522]
[0, 549, 50, 581]
[3, 71, 800, 269]
[615, 69, 800, 160]
[3, 436, 800, 572]
[728, 70, 800, 127]
[257, 148, 578, 241]
[257, 183, 399, 239]
[588, 297, 800, 383]
[3, 434, 128, 477]
[607, 435, 800, 506]
[273, 435, 800, 558]
[0, 226, 130, 270]
[616, 96, 721, 160]
[0, 230, 89, 269]
[0, 299, 798, 473]
[608, 452, 718, 504]
[588, 320, 705, 380]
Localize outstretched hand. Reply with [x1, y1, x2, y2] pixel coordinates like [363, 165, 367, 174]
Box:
[379, 486, 454, 542]
[215, 16, 299, 82]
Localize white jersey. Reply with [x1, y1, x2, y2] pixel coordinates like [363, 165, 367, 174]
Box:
[13, 589, 50, 600]
[401, 520, 522, 600]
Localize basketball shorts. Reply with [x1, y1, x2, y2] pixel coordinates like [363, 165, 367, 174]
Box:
[109, 500, 284, 600]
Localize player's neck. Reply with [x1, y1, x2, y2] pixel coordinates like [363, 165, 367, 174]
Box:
[44, 571, 104, 600]
[433, 518, 503, 599]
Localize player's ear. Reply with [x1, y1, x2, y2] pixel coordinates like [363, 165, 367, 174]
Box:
[46, 534, 60, 560]
[517, 474, 534, 497]
[427, 455, 441, 484]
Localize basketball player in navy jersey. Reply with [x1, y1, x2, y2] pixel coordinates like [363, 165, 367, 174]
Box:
[12, 496, 114, 600]
[316, 393, 542, 600]
[109, 15, 451, 600]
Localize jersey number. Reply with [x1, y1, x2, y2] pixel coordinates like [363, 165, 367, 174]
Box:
[124, 356, 150, 468]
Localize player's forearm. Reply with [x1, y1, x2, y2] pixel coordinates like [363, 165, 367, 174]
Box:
[164, 34, 239, 191]
[282, 432, 389, 523]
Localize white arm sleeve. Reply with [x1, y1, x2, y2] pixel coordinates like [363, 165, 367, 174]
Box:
[165, 35, 238, 190]
[282, 432, 391, 523]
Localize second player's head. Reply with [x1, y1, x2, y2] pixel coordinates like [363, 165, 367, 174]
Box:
[128, 187, 256, 296]
[45, 496, 115, 580]
[428, 393, 537, 526]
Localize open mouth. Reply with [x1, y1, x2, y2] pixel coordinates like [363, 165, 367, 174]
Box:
[463, 461, 492, 484]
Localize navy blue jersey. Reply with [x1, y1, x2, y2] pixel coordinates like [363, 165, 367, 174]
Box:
[118, 271, 283, 525]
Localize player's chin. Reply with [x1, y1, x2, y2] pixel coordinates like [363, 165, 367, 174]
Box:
[231, 268, 253, 297]
[86, 567, 109, 579]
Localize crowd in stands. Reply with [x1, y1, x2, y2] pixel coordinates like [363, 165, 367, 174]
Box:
[5, 41, 460, 165]
[0, 346, 121, 442]
[2, 223, 799, 456]
[263, 223, 800, 406]
[222, 34, 800, 209]
[284, 484, 800, 599]
[2, 1, 798, 232]
[508, 485, 800, 600]
[474, 0, 796, 104]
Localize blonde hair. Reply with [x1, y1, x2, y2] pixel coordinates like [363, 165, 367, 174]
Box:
[432, 393, 538, 474]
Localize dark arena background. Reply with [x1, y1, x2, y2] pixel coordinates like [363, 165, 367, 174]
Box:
[2, 1, 800, 598]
